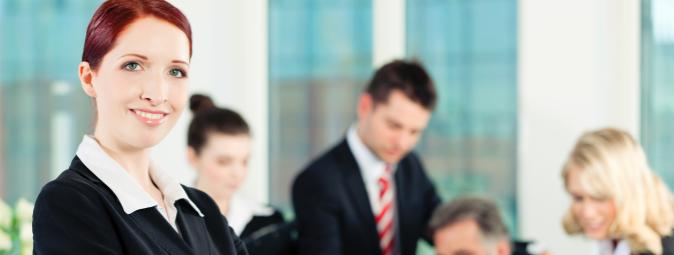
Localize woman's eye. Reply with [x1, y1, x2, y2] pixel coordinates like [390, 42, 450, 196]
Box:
[123, 62, 141, 71]
[169, 68, 186, 78]
[572, 195, 583, 202]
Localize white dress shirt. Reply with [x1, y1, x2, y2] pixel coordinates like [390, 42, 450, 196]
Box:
[346, 125, 397, 217]
[226, 193, 276, 235]
[75, 135, 204, 233]
[597, 239, 630, 255]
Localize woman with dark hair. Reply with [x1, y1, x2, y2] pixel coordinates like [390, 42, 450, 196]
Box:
[32, 1, 247, 254]
[187, 94, 293, 255]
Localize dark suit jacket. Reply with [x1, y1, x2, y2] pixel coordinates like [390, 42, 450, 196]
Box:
[292, 139, 441, 255]
[33, 156, 248, 255]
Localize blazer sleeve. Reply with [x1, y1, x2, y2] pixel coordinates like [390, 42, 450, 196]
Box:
[292, 168, 342, 255]
[415, 155, 442, 245]
[33, 181, 123, 255]
[421, 180, 441, 244]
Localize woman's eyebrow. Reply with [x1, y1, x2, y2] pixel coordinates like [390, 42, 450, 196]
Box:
[119, 53, 148, 60]
[119, 53, 188, 66]
[172, 59, 189, 66]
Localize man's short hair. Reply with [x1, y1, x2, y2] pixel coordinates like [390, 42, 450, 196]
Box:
[429, 196, 509, 242]
[365, 60, 437, 110]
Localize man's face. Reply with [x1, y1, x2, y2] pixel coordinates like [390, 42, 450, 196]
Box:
[357, 90, 431, 164]
[433, 219, 510, 255]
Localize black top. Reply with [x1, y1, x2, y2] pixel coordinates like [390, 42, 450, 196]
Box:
[292, 139, 441, 255]
[240, 210, 285, 239]
[640, 234, 674, 255]
[241, 211, 296, 255]
[33, 156, 248, 255]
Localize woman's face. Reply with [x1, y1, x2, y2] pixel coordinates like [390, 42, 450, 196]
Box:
[192, 133, 251, 197]
[566, 167, 617, 240]
[81, 16, 190, 150]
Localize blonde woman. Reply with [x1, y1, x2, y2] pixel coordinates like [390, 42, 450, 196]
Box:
[562, 128, 674, 255]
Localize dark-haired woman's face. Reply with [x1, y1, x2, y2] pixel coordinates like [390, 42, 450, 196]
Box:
[193, 133, 251, 197]
[80, 17, 190, 150]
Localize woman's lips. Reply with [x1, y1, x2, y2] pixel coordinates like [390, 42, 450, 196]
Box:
[130, 109, 168, 127]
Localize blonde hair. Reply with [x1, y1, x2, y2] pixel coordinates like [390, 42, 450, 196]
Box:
[561, 128, 674, 254]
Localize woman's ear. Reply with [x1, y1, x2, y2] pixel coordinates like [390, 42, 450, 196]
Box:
[186, 147, 198, 168]
[79, 62, 96, 97]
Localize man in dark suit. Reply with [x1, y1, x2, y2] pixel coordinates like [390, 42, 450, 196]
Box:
[292, 60, 442, 255]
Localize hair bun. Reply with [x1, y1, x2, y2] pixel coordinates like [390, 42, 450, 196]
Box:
[190, 94, 215, 114]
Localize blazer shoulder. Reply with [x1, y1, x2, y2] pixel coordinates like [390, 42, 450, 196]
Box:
[661, 233, 674, 254]
[295, 139, 351, 179]
[401, 150, 424, 166]
[36, 168, 105, 207]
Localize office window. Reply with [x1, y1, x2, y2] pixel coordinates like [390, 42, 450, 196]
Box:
[407, 0, 519, 233]
[268, 0, 373, 210]
[0, 0, 101, 203]
[641, 0, 674, 187]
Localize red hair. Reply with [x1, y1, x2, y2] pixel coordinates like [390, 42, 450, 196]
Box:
[82, 0, 192, 70]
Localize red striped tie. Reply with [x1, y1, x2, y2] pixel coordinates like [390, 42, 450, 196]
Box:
[376, 165, 395, 255]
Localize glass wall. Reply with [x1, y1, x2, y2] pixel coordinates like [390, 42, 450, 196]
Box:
[268, 0, 374, 210]
[641, 0, 674, 188]
[268, 1, 519, 240]
[406, 0, 519, 234]
[0, 0, 101, 203]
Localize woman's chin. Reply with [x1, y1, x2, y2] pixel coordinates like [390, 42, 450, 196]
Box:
[124, 132, 166, 149]
[583, 229, 609, 240]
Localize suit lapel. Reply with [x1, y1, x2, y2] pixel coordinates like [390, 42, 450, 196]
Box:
[175, 200, 212, 255]
[336, 139, 381, 249]
[129, 208, 192, 255]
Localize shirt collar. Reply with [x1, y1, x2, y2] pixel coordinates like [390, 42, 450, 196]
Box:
[346, 124, 392, 183]
[597, 239, 629, 255]
[227, 193, 275, 235]
[76, 135, 203, 216]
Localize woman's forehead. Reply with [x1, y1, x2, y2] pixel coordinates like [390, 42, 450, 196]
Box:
[106, 17, 190, 64]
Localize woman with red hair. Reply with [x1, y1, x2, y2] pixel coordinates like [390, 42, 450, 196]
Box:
[32, 1, 247, 254]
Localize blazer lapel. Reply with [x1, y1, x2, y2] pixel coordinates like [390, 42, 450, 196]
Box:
[336, 139, 381, 248]
[70, 156, 204, 255]
[393, 163, 408, 253]
[129, 208, 192, 255]
[175, 200, 212, 255]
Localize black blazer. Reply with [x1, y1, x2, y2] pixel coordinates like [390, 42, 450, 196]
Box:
[33, 156, 248, 255]
[241, 210, 296, 255]
[639, 234, 674, 255]
[292, 139, 441, 255]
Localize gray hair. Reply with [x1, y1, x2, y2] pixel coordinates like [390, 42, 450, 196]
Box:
[428, 196, 509, 244]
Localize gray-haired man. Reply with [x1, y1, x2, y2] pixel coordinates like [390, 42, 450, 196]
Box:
[429, 197, 512, 255]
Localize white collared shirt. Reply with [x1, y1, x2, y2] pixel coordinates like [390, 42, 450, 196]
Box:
[346, 125, 397, 217]
[597, 240, 630, 255]
[226, 193, 275, 235]
[76, 135, 204, 233]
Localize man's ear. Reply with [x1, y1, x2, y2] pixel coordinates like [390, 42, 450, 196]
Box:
[79, 62, 96, 97]
[357, 93, 373, 121]
[496, 239, 511, 255]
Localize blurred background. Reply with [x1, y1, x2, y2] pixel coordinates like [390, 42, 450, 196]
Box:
[1, 0, 672, 253]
